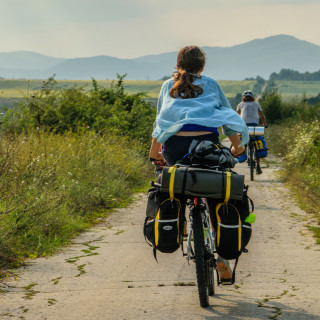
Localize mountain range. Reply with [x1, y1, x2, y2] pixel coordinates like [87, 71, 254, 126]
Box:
[0, 35, 319, 80]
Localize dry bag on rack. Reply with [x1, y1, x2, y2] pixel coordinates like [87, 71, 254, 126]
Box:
[159, 166, 244, 200]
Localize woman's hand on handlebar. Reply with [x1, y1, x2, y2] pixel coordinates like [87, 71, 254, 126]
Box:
[228, 133, 245, 157]
[231, 145, 245, 157]
[149, 151, 165, 162]
[149, 138, 165, 162]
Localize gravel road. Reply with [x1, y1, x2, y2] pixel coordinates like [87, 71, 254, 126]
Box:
[1, 157, 320, 320]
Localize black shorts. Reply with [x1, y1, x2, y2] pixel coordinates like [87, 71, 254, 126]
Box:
[162, 133, 220, 166]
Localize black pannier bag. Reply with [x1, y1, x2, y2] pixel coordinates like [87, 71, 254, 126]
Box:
[209, 185, 254, 260]
[144, 188, 184, 259]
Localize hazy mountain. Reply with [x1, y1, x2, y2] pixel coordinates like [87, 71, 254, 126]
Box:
[0, 35, 319, 80]
[203, 35, 320, 80]
[0, 51, 66, 70]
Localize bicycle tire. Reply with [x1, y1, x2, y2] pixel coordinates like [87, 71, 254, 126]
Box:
[208, 262, 215, 296]
[204, 230, 214, 296]
[249, 144, 255, 181]
[192, 207, 209, 308]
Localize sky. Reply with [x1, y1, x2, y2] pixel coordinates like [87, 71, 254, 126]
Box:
[1, 0, 320, 59]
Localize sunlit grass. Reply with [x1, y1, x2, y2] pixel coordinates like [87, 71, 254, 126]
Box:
[0, 79, 257, 100]
[275, 80, 320, 100]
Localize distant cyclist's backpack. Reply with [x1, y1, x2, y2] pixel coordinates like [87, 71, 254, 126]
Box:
[237, 153, 247, 163]
[210, 185, 255, 260]
[144, 188, 184, 260]
[253, 136, 268, 158]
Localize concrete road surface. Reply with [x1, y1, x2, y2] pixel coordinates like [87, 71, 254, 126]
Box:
[1, 157, 320, 320]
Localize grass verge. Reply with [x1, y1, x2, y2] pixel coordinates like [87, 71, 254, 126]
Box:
[265, 121, 320, 244]
[0, 131, 152, 279]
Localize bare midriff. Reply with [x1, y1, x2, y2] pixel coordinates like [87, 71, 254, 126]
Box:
[175, 131, 213, 136]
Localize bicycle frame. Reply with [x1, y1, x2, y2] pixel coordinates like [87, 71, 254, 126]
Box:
[186, 198, 215, 263]
[247, 138, 256, 181]
[245, 126, 265, 181]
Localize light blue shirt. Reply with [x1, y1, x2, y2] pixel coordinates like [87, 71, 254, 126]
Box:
[152, 75, 249, 145]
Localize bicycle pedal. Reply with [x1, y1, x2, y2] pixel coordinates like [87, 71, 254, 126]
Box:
[219, 281, 233, 286]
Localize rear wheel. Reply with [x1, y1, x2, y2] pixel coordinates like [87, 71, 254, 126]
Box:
[192, 207, 209, 308]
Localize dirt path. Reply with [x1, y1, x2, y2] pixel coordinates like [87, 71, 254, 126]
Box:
[1, 157, 320, 320]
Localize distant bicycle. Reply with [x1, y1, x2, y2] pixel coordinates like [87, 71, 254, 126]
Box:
[238, 126, 266, 181]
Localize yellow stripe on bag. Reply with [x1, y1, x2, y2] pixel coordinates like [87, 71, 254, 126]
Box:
[224, 171, 231, 203]
[215, 203, 223, 247]
[238, 215, 242, 251]
[155, 209, 160, 246]
[168, 166, 176, 199]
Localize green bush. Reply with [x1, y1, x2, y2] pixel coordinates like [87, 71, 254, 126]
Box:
[260, 92, 283, 124]
[284, 120, 320, 190]
[260, 90, 320, 124]
[0, 75, 156, 151]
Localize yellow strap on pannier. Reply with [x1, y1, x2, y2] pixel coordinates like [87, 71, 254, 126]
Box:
[224, 171, 231, 203]
[168, 166, 177, 199]
[216, 203, 222, 247]
[155, 209, 160, 246]
[154, 198, 181, 246]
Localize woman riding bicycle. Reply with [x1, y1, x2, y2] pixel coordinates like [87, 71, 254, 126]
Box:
[149, 45, 249, 280]
[149, 46, 249, 164]
[236, 90, 268, 174]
